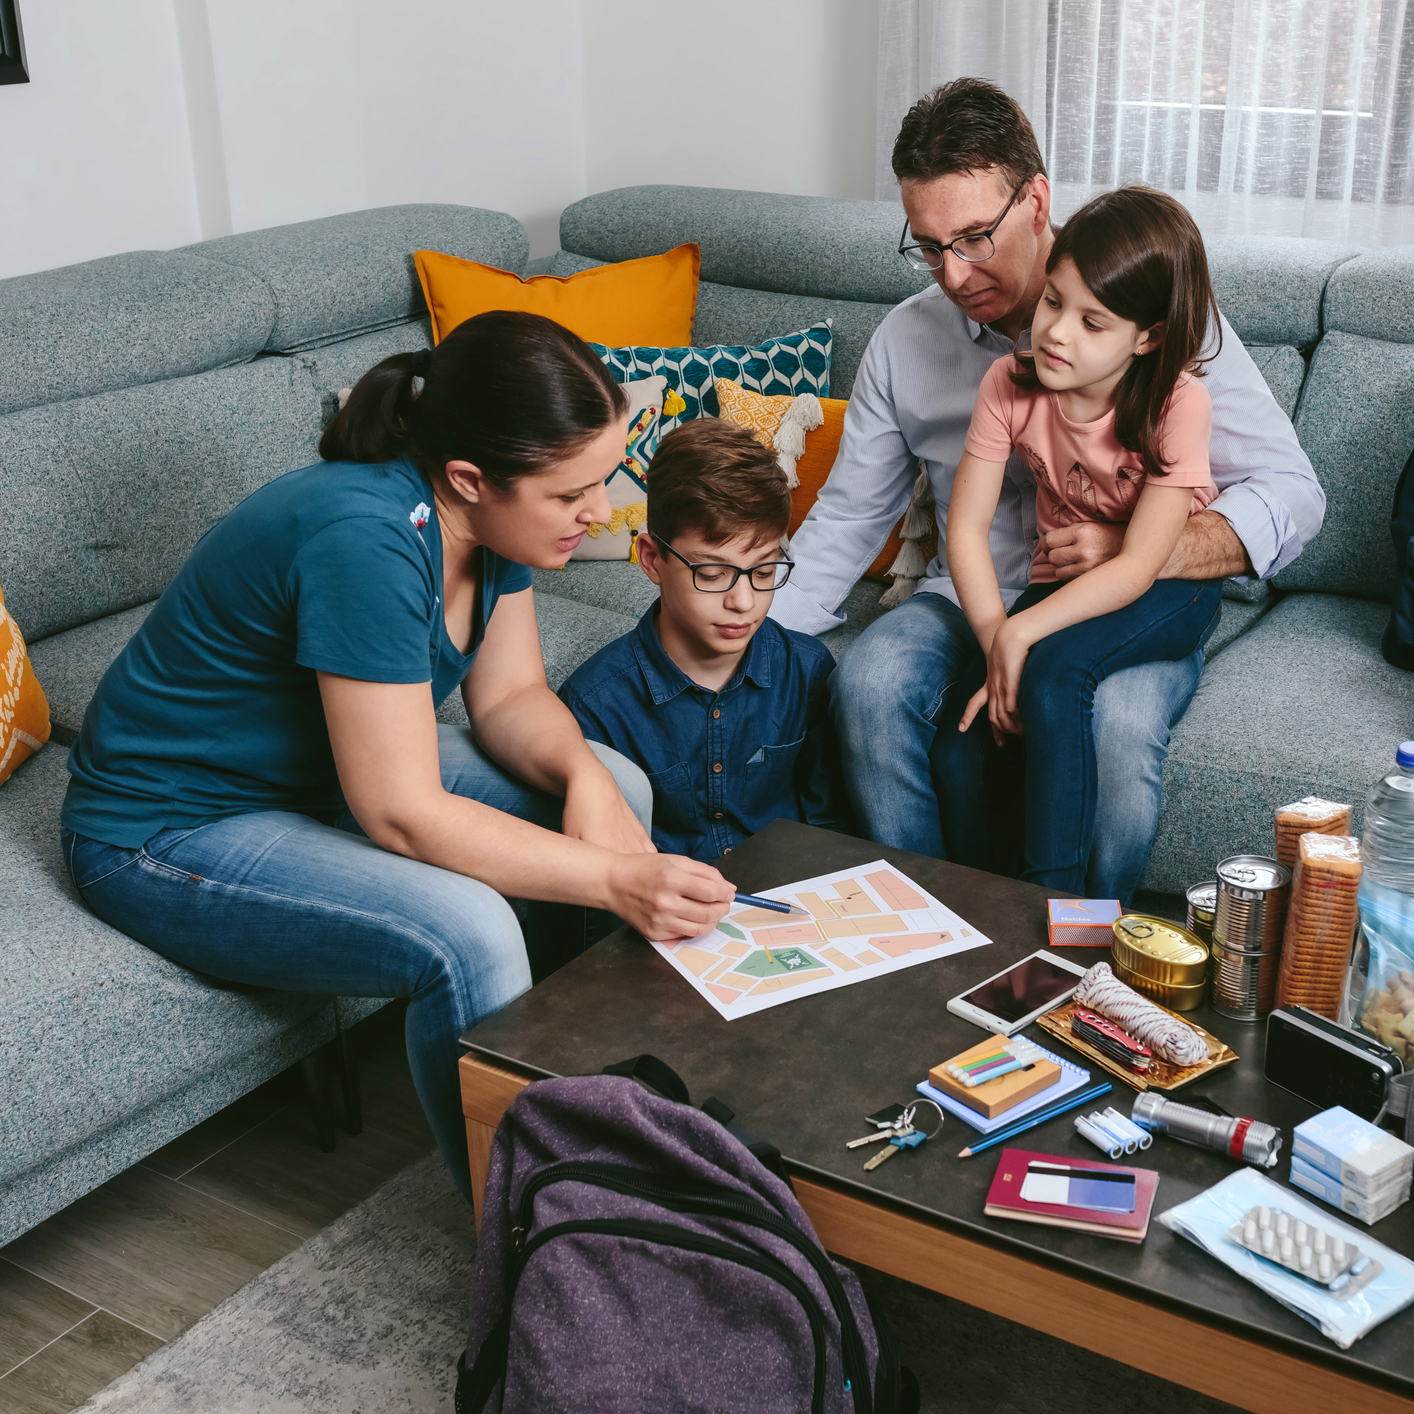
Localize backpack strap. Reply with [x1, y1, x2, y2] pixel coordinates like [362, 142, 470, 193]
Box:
[702, 1095, 793, 1190]
[604, 1056, 794, 1189]
[455, 1322, 508, 1414]
[602, 1053, 692, 1105]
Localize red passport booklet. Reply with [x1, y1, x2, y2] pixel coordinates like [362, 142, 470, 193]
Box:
[984, 1147, 1160, 1242]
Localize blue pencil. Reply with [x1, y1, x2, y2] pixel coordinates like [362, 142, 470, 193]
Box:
[734, 892, 793, 914]
[957, 1079, 1114, 1158]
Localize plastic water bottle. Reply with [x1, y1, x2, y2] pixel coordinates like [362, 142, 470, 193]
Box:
[1355, 744, 1414, 1047]
[1364, 744, 1414, 893]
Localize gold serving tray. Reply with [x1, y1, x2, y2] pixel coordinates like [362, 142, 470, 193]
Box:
[1036, 998, 1238, 1092]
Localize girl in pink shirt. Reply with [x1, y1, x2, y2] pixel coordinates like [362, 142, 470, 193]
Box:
[946, 187, 1222, 893]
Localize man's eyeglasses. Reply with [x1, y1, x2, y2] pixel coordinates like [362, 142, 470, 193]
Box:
[898, 178, 1029, 271]
[649, 533, 793, 592]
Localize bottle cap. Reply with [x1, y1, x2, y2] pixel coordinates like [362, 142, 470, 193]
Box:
[1397, 741, 1414, 770]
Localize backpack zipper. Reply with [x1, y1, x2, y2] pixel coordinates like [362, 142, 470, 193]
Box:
[514, 1216, 829, 1414]
[516, 1160, 872, 1414]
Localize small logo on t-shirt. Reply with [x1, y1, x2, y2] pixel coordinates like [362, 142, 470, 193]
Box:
[410, 502, 430, 531]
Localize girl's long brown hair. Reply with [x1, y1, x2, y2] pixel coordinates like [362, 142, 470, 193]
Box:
[1013, 186, 1220, 477]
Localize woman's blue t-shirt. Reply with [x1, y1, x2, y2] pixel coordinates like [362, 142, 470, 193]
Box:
[62, 456, 532, 847]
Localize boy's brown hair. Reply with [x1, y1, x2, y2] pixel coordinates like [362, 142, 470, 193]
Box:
[646, 418, 791, 547]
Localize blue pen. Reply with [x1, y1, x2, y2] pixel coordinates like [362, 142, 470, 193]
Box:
[734, 893, 793, 914]
[958, 1079, 1114, 1157]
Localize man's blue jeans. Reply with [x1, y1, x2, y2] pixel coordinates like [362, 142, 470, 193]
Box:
[60, 727, 652, 1204]
[830, 590, 1208, 903]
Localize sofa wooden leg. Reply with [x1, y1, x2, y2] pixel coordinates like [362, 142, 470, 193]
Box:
[335, 1029, 363, 1136]
[299, 1053, 337, 1153]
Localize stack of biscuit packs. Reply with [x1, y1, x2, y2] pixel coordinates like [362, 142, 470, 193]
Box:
[1275, 833, 1362, 1019]
[1275, 796, 1351, 871]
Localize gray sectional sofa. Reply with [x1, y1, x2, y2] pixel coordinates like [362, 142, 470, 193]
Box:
[2, 186, 1411, 1245]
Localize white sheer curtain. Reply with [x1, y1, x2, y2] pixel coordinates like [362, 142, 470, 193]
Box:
[877, 0, 1414, 244]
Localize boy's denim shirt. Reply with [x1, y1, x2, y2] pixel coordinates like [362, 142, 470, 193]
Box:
[559, 604, 851, 861]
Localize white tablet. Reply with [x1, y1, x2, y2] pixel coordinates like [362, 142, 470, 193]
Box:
[946, 950, 1089, 1036]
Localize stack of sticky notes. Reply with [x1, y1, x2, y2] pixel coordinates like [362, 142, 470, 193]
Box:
[1047, 899, 1120, 947]
[1290, 1106, 1414, 1225]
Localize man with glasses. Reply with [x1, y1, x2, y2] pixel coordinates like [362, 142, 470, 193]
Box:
[769, 78, 1324, 902]
[560, 419, 850, 862]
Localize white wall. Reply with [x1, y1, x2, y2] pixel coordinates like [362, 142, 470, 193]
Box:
[0, 0, 878, 281]
[0, 0, 203, 278]
[581, 0, 878, 202]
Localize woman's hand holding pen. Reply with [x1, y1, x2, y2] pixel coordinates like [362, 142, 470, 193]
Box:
[606, 853, 735, 943]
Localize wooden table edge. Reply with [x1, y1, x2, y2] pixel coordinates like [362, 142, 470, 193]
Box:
[458, 1050, 1414, 1414]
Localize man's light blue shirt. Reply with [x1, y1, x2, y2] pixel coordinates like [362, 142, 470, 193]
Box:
[770, 283, 1325, 637]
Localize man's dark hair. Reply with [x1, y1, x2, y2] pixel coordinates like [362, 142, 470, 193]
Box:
[646, 419, 791, 547]
[891, 77, 1046, 189]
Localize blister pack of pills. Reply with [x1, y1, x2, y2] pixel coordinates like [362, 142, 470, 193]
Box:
[1226, 1205, 1382, 1301]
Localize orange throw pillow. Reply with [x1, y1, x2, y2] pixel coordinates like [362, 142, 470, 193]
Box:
[788, 399, 936, 583]
[414, 244, 701, 348]
[0, 582, 51, 785]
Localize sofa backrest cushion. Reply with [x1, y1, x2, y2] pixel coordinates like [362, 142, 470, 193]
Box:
[0, 252, 275, 418]
[1324, 246, 1414, 344]
[183, 204, 529, 354]
[1, 358, 323, 642]
[1275, 330, 1414, 601]
[561, 185, 934, 307]
[1204, 236, 1360, 347]
[1245, 344, 1306, 420]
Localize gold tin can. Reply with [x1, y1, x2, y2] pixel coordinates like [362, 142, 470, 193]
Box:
[1111, 914, 1210, 987]
[1112, 958, 1209, 1011]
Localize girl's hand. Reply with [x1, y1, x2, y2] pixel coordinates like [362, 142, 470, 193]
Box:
[563, 764, 657, 855]
[986, 620, 1032, 742]
[957, 682, 991, 735]
[606, 853, 736, 942]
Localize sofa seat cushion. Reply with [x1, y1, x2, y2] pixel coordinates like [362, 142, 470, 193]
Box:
[27, 602, 155, 741]
[0, 746, 336, 1199]
[1203, 595, 1273, 659]
[1142, 593, 1414, 893]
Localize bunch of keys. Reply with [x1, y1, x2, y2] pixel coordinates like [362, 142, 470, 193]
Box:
[845, 1099, 944, 1171]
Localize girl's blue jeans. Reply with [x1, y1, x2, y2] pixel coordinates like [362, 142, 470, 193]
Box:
[948, 578, 1221, 894]
[60, 726, 652, 1204]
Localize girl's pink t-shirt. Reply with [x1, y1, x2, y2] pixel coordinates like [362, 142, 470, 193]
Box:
[963, 355, 1217, 583]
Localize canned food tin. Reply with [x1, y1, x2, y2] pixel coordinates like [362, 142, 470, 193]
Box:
[1214, 855, 1291, 955]
[1111, 914, 1209, 987]
[1185, 881, 1217, 944]
[1209, 937, 1281, 1020]
[1112, 959, 1209, 1012]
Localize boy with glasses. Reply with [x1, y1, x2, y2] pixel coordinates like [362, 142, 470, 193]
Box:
[559, 419, 850, 861]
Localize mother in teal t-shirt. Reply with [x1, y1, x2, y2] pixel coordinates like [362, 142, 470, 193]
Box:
[60, 311, 734, 1202]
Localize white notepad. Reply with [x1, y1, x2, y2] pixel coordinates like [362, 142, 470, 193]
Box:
[917, 1040, 1091, 1134]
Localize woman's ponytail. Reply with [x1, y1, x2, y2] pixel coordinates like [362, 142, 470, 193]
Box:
[319, 350, 427, 463]
[319, 311, 626, 486]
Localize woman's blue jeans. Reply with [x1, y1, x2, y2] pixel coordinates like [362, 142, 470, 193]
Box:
[942, 579, 1221, 894]
[61, 726, 653, 1204]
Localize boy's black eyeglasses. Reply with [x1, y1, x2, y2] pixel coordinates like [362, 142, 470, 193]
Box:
[898, 178, 1029, 271]
[649, 533, 794, 592]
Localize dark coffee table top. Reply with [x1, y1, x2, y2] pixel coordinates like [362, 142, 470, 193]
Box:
[462, 820, 1414, 1396]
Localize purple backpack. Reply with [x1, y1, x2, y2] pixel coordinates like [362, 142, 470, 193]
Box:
[458, 1055, 919, 1414]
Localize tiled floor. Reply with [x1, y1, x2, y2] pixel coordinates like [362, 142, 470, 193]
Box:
[0, 1007, 432, 1414]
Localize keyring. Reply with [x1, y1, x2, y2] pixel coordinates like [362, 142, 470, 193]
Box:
[905, 1097, 945, 1139]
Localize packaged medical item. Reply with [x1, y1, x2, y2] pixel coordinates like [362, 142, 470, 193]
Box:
[1292, 1106, 1414, 1196]
[1159, 1168, 1414, 1347]
[1289, 1153, 1412, 1225]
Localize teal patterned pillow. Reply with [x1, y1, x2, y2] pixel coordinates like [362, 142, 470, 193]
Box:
[590, 320, 833, 430]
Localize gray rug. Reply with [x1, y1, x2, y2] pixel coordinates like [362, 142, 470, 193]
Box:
[81, 1154, 1238, 1413]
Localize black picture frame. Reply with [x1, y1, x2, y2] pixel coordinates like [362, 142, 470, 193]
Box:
[0, 0, 28, 86]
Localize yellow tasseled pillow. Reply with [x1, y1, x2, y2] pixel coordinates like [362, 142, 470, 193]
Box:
[0, 582, 51, 784]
